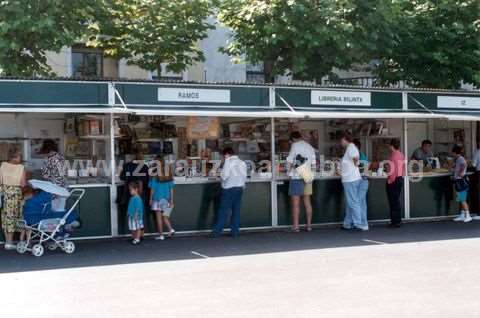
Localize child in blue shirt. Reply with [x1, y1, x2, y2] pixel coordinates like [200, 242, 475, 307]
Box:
[127, 181, 144, 245]
[149, 160, 175, 240]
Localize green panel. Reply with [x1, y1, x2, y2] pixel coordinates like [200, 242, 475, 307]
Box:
[409, 176, 457, 217]
[275, 88, 402, 110]
[407, 93, 437, 111]
[278, 178, 398, 225]
[72, 186, 111, 237]
[408, 92, 480, 111]
[0, 186, 111, 241]
[116, 84, 270, 108]
[118, 182, 271, 234]
[0, 81, 109, 106]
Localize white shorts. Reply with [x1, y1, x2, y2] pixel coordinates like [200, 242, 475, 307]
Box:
[151, 199, 173, 217]
[128, 217, 144, 231]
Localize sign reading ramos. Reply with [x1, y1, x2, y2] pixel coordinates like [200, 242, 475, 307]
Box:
[158, 88, 231, 103]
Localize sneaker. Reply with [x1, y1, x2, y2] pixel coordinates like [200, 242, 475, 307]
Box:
[4, 243, 16, 250]
[155, 235, 165, 241]
[168, 229, 176, 238]
[131, 239, 140, 245]
[464, 215, 473, 223]
[454, 212, 466, 222]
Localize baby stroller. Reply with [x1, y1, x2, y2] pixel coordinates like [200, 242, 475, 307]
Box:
[16, 180, 85, 257]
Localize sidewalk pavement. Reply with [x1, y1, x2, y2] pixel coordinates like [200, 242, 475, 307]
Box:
[1, 220, 480, 273]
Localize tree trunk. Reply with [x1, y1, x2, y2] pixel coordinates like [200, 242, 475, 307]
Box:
[263, 61, 275, 83]
[156, 62, 162, 79]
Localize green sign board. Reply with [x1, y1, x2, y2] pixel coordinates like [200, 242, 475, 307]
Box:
[275, 87, 403, 110]
[408, 92, 480, 111]
[0, 80, 109, 108]
[115, 83, 270, 109]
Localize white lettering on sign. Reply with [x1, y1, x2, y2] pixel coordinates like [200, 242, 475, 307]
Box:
[158, 88, 230, 103]
[438, 96, 480, 109]
[311, 90, 371, 106]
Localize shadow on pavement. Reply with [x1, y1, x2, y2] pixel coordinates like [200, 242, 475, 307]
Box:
[1, 220, 480, 274]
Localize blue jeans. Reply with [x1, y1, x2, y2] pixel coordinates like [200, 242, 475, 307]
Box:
[358, 178, 369, 229]
[342, 179, 363, 229]
[212, 187, 244, 236]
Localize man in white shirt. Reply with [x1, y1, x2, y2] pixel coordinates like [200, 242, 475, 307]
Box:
[286, 131, 317, 232]
[211, 147, 247, 238]
[339, 132, 368, 231]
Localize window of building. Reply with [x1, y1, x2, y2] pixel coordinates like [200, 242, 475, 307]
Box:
[246, 63, 265, 83]
[72, 46, 104, 78]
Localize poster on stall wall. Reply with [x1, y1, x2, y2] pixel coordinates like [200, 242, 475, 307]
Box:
[187, 117, 219, 140]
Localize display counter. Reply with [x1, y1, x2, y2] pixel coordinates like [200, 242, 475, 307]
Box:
[276, 174, 398, 226]
[0, 183, 112, 241]
[409, 171, 473, 218]
[67, 184, 112, 238]
[116, 177, 272, 235]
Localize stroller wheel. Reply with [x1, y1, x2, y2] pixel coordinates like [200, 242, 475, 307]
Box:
[64, 241, 75, 254]
[32, 244, 44, 257]
[16, 241, 28, 254]
[46, 242, 58, 251]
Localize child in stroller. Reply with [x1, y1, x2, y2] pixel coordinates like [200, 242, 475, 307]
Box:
[16, 180, 84, 257]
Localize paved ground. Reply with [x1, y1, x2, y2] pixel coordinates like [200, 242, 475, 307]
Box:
[2, 221, 480, 317]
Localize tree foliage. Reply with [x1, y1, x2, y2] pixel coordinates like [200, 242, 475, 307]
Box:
[218, 0, 391, 82]
[374, 0, 480, 89]
[92, 0, 214, 75]
[0, 0, 101, 76]
[218, 0, 480, 88]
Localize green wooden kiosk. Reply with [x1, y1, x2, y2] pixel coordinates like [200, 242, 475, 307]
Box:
[0, 79, 479, 240]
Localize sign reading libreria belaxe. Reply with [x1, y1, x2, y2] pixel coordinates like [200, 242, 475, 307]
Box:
[311, 90, 371, 106]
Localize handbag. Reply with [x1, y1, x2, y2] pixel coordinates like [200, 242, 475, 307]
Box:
[454, 177, 469, 192]
[296, 163, 315, 183]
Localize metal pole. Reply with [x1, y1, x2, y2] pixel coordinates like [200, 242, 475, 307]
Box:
[108, 82, 119, 237]
[270, 86, 278, 227]
[402, 92, 410, 220]
[109, 112, 118, 236]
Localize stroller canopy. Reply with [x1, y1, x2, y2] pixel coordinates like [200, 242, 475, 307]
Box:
[28, 180, 70, 197]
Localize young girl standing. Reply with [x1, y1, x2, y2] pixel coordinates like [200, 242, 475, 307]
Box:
[127, 181, 144, 245]
[149, 160, 175, 240]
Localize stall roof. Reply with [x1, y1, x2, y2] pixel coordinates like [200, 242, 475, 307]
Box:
[0, 78, 479, 119]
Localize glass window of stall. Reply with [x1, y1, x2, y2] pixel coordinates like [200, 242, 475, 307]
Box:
[0, 113, 112, 185]
[274, 118, 404, 176]
[113, 115, 273, 178]
[112, 115, 274, 234]
[0, 113, 113, 239]
[407, 119, 474, 171]
[274, 118, 405, 225]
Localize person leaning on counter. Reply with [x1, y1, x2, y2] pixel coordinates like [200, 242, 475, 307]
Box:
[410, 139, 433, 164]
[210, 147, 247, 238]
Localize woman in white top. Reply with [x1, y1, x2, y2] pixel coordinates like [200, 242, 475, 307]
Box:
[0, 147, 26, 250]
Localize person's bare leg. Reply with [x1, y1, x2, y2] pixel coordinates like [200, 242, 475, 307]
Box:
[155, 211, 164, 235]
[162, 216, 173, 232]
[291, 196, 300, 231]
[19, 230, 26, 242]
[5, 232, 13, 244]
[303, 195, 313, 230]
[462, 202, 470, 213]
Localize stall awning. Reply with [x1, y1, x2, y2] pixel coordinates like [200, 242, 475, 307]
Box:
[0, 79, 111, 113]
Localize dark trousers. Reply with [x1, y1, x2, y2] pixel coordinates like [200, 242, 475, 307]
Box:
[470, 171, 480, 214]
[386, 177, 403, 225]
[212, 187, 244, 236]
